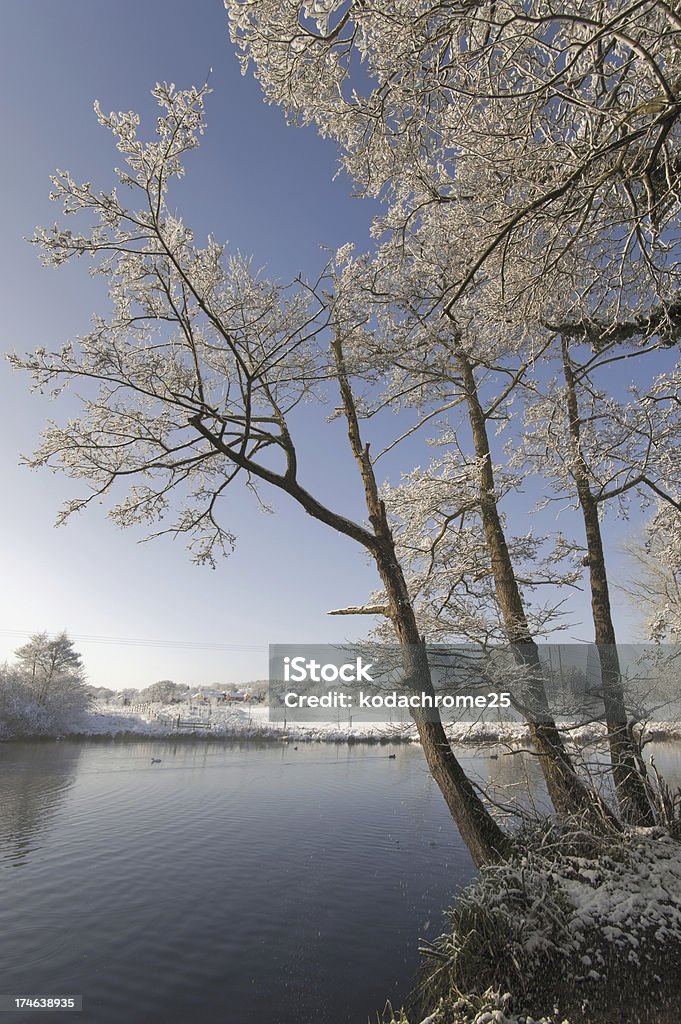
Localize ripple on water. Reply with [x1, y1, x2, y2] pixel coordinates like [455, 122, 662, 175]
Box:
[3, 739, 678, 1023]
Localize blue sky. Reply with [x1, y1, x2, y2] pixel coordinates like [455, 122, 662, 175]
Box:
[0, 1, 653, 688]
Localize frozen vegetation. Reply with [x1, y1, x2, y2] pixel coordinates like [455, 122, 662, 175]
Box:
[2, 664, 681, 755]
[4, 695, 681, 749]
[0, 634, 90, 741]
[1, 692, 679, 749]
[389, 825, 681, 1024]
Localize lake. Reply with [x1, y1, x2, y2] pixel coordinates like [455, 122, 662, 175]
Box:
[1, 739, 680, 1023]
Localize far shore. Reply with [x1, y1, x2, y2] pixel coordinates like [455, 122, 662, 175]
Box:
[3, 700, 681, 747]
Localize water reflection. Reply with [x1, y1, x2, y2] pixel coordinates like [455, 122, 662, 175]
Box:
[0, 743, 81, 866]
[647, 742, 681, 790]
[0, 739, 678, 1024]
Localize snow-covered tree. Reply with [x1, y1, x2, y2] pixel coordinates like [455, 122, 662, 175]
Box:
[15, 631, 87, 707]
[225, 0, 679, 825]
[84, 684, 117, 702]
[11, 85, 507, 865]
[323, 244, 617, 818]
[227, 0, 679, 323]
[116, 687, 141, 705]
[513, 329, 680, 821]
[379, 453, 581, 646]
[139, 680, 190, 703]
[622, 503, 681, 641]
[0, 634, 90, 738]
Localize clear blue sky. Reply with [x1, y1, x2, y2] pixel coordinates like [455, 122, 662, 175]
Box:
[0, 1, 650, 688]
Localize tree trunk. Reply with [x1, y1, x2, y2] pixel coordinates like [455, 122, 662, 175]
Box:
[560, 339, 655, 826]
[415, 709, 510, 867]
[333, 335, 510, 866]
[374, 537, 511, 866]
[457, 349, 611, 820]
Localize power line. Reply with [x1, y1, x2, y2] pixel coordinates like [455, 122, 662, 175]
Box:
[0, 629, 268, 653]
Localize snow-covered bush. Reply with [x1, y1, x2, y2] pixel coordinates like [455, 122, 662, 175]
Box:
[137, 680, 190, 704]
[388, 989, 567, 1024]
[0, 665, 90, 738]
[0, 634, 91, 739]
[396, 823, 681, 1024]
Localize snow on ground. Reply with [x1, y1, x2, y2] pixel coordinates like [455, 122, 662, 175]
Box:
[51, 700, 544, 743]
[414, 989, 571, 1024]
[561, 831, 681, 965]
[78, 700, 403, 742]
[47, 701, 681, 747]
[401, 828, 681, 1024]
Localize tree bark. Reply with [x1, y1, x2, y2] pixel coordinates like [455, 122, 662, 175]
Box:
[332, 334, 510, 866]
[560, 339, 655, 825]
[457, 348, 611, 820]
[377, 540, 511, 866]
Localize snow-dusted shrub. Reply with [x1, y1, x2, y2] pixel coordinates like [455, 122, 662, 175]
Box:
[404, 823, 681, 1024]
[385, 988, 566, 1024]
[137, 680, 190, 704]
[0, 665, 38, 739]
[0, 658, 91, 739]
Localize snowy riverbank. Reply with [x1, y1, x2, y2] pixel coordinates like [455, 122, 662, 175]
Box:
[4, 699, 681, 747]
[388, 824, 681, 1024]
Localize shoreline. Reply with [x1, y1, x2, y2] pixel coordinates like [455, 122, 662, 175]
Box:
[4, 707, 680, 1024]
[3, 701, 681, 746]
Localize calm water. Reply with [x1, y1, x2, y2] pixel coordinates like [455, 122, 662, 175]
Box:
[1, 740, 680, 1024]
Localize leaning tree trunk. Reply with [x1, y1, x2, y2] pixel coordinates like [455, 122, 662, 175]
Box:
[457, 349, 612, 821]
[376, 540, 510, 866]
[333, 335, 510, 866]
[561, 340, 655, 826]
